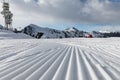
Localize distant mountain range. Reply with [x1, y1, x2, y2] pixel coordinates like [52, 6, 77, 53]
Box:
[1, 24, 120, 39]
[22, 24, 120, 38]
[23, 24, 87, 39]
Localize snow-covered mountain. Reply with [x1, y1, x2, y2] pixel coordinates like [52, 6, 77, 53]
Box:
[23, 24, 85, 39]
[65, 27, 79, 32]
[23, 24, 120, 38]
[64, 27, 85, 38]
[23, 24, 65, 39]
[92, 31, 120, 37]
[91, 31, 104, 38]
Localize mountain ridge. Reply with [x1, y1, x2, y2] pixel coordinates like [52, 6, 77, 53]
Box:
[23, 24, 86, 39]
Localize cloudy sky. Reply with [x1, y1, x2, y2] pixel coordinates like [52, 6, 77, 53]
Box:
[0, 0, 120, 31]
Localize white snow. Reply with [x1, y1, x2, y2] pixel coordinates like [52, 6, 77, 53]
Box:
[0, 29, 33, 39]
[0, 30, 120, 80]
[65, 27, 79, 32]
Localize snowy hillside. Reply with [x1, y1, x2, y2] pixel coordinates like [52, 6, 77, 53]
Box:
[23, 24, 85, 39]
[0, 38, 120, 80]
[0, 29, 33, 39]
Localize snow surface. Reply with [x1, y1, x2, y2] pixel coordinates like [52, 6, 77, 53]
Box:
[0, 30, 120, 80]
[0, 29, 33, 39]
[0, 37, 120, 80]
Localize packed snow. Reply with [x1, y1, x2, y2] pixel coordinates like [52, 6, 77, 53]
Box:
[0, 29, 33, 39]
[0, 30, 120, 80]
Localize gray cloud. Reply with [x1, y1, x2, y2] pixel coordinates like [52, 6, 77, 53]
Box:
[0, 0, 120, 28]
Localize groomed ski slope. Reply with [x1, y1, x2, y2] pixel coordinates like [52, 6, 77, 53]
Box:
[0, 38, 120, 80]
